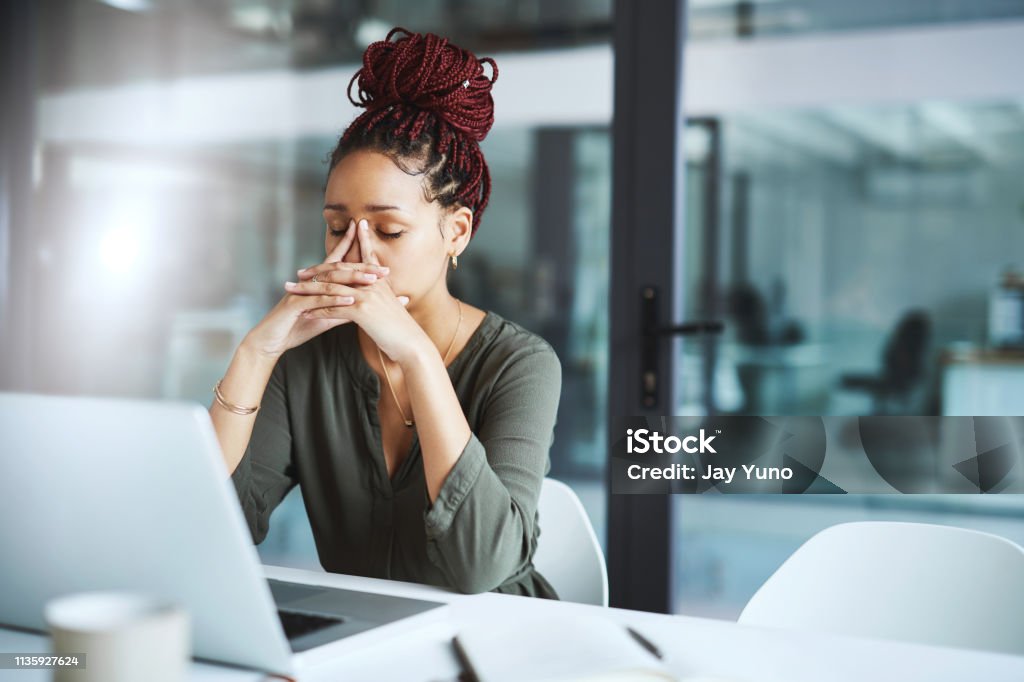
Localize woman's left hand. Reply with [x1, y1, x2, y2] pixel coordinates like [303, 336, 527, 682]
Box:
[289, 219, 431, 364]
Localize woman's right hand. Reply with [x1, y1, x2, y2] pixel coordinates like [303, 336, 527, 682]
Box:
[242, 221, 392, 359]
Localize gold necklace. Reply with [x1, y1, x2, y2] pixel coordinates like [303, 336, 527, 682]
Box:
[377, 299, 462, 428]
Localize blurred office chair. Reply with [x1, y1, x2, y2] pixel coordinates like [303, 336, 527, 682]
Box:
[841, 310, 931, 414]
[534, 478, 609, 607]
[738, 521, 1024, 656]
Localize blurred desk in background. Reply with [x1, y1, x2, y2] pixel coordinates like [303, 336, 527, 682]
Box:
[726, 343, 831, 414]
[941, 347, 1024, 416]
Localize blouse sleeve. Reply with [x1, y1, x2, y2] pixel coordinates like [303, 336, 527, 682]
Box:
[422, 343, 562, 593]
[229, 355, 298, 545]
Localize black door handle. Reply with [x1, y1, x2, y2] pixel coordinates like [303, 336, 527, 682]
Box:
[640, 286, 724, 408]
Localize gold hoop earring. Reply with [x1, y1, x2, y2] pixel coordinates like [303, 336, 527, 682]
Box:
[449, 253, 458, 270]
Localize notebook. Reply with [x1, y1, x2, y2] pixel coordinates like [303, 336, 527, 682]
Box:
[452, 613, 675, 681]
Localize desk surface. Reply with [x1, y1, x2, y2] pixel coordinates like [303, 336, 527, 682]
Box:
[3, 564, 1023, 682]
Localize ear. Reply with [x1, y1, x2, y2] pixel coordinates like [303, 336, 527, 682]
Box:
[446, 205, 474, 257]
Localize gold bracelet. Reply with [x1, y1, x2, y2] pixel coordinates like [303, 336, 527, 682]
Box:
[213, 379, 259, 415]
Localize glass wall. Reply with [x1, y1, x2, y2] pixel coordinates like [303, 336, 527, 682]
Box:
[683, 101, 1024, 420]
[674, 99, 1024, 617]
[688, 0, 1024, 40]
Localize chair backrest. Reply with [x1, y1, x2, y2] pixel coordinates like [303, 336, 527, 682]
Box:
[882, 309, 930, 389]
[738, 521, 1024, 656]
[533, 478, 609, 607]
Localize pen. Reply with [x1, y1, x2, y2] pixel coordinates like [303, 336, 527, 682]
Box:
[451, 635, 481, 682]
[626, 625, 664, 660]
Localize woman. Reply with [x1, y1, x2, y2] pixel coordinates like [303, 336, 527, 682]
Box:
[210, 28, 561, 599]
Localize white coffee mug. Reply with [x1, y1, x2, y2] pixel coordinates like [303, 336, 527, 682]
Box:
[44, 591, 190, 682]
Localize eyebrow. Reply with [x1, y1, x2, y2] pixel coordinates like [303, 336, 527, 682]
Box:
[323, 203, 409, 214]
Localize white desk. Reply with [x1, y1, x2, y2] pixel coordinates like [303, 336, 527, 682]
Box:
[940, 349, 1024, 415]
[3, 564, 1023, 682]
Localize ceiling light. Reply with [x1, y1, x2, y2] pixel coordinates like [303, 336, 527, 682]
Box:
[97, 0, 154, 12]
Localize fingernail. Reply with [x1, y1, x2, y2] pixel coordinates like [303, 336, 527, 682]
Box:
[359, 272, 377, 282]
[348, 219, 355, 230]
[378, 266, 390, 274]
[285, 281, 297, 288]
[360, 219, 368, 231]
[398, 296, 410, 305]
[297, 267, 308, 274]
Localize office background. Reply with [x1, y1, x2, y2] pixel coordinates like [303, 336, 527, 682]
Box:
[1, 0, 1023, 617]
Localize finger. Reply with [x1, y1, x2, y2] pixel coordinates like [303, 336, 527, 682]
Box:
[296, 262, 388, 282]
[292, 293, 357, 312]
[357, 219, 379, 266]
[299, 288, 407, 315]
[285, 280, 364, 296]
[284, 274, 372, 292]
[303, 304, 359, 320]
[325, 219, 358, 263]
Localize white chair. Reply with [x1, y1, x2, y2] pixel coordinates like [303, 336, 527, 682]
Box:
[738, 521, 1024, 656]
[533, 478, 609, 607]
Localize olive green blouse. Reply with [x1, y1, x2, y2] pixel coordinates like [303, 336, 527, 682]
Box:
[229, 309, 562, 598]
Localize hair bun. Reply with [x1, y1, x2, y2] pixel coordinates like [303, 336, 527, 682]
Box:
[347, 27, 498, 142]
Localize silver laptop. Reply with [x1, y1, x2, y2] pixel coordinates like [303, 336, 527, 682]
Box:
[0, 392, 449, 677]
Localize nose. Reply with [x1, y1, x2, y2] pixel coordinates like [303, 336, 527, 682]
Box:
[341, 235, 362, 264]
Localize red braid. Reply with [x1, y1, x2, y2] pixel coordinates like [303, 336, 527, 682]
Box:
[334, 27, 499, 236]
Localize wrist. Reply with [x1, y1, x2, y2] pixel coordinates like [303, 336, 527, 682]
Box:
[213, 339, 279, 418]
[238, 336, 283, 368]
[394, 333, 438, 372]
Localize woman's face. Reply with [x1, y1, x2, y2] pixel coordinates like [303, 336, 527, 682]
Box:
[322, 150, 470, 304]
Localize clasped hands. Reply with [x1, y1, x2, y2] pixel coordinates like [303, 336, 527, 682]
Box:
[285, 218, 428, 364]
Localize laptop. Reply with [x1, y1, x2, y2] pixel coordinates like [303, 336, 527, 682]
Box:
[0, 392, 449, 677]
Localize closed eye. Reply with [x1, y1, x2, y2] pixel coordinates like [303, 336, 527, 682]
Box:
[327, 226, 403, 239]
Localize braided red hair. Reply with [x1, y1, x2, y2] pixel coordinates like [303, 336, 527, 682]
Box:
[330, 27, 499, 237]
